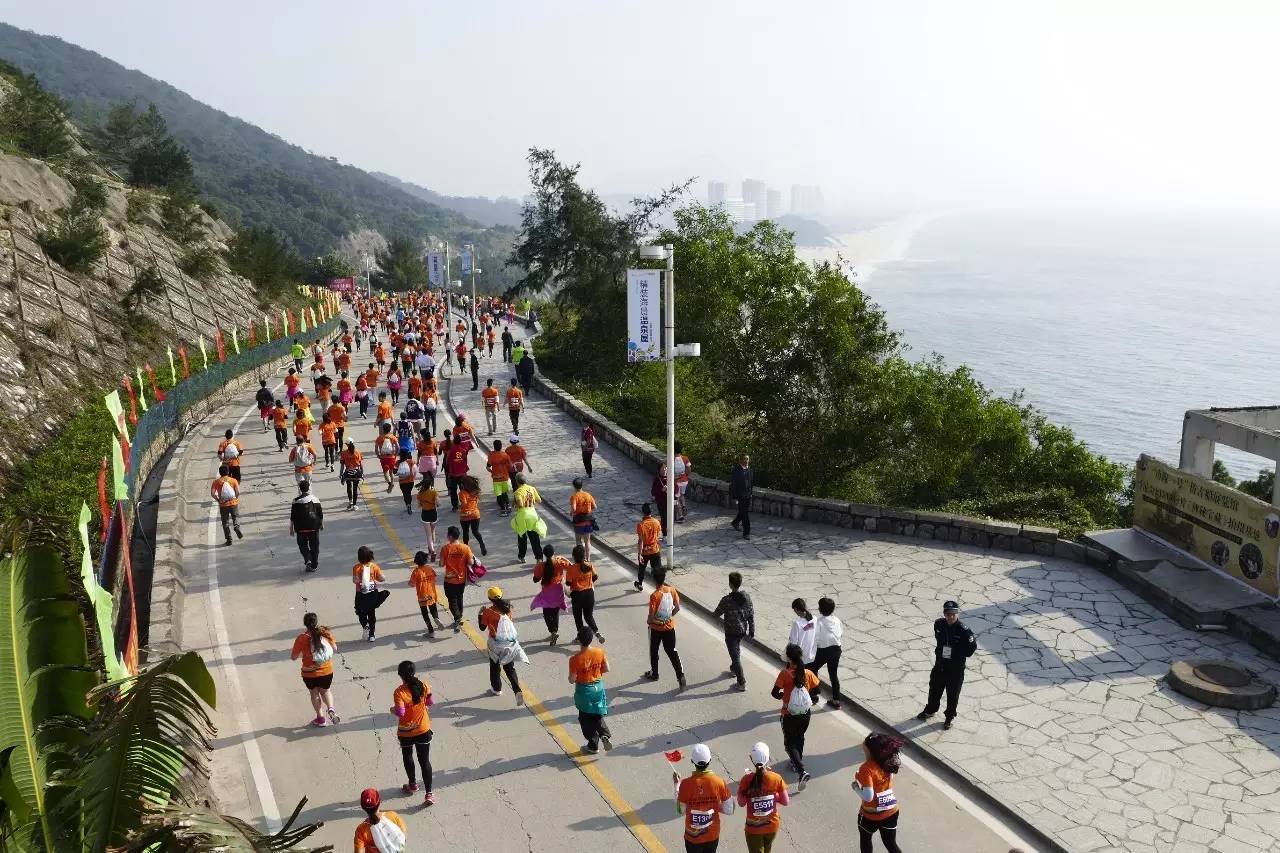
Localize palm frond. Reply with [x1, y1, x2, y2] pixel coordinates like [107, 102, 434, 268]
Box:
[123, 797, 332, 852]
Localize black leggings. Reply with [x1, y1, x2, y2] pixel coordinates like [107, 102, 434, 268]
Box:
[858, 812, 901, 853]
[462, 518, 486, 553]
[400, 482, 414, 509]
[399, 732, 432, 791]
[419, 604, 439, 630]
[517, 530, 542, 561]
[638, 553, 661, 585]
[809, 645, 843, 701]
[648, 629, 684, 679]
[323, 444, 336, 466]
[571, 589, 598, 633]
[582, 450, 594, 476]
[490, 659, 521, 693]
[345, 479, 360, 506]
[542, 607, 560, 634]
[685, 841, 718, 853]
[275, 427, 288, 450]
[444, 582, 466, 621]
[781, 712, 811, 774]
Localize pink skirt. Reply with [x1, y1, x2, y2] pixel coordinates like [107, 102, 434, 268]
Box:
[530, 584, 567, 611]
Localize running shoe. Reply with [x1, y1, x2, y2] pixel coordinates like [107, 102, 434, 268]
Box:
[594, 632, 605, 644]
[943, 718, 954, 730]
[548, 632, 558, 645]
[677, 676, 687, 692]
[402, 783, 419, 795]
[827, 699, 842, 710]
[730, 682, 747, 692]
[366, 632, 375, 641]
[633, 581, 643, 591]
[327, 708, 340, 725]
[583, 743, 600, 754]
[423, 792, 435, 806]
[641, 671, 659, 681]
[601, 734, 613, 752]
[798, 771, 810, 791]
[490, 686, 503, 696]
[310, 716, 326, 727]
[433, 617, 446, 630]
[515, 693, 525, 706]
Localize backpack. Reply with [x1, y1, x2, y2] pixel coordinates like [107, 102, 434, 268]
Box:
[786, 679, 814, 715]
[397, 460, 412, 479]
[217, 481, 237, 502]
[495, 613, 518, 644]
[654, 590, 674, 624]
[311, 637, 333, 664]
[425, 396, 437, 411]
[405, 398, 423, 419]
[221, 442, 240, 460]
[294, 445, 315, 467]
[292, 498, 322, 530]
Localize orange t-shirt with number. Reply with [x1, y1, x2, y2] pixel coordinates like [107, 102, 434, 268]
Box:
[393, 683, 431, 737]
[440, 541, 474, 584]
[636, 517, 662, 556]
[409, 564, 438, 606]
[482, 386, 500, 410]
[676, 772, 731, 844]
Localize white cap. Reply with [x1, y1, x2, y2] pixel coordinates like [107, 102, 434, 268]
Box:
[749, 742, 770, 766]
[691, 743, 712, 766]
[509, 434, 520, 444]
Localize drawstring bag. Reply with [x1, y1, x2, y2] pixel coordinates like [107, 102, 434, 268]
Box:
[221, 443, 240, 460]
[368, 818, 406, 853]
[218, 481, 237, 503]
[787, 683, 814, 715]
[654, 590, 674, 624]
[311, 637, 333, 665]
[467, 561, 488, 584]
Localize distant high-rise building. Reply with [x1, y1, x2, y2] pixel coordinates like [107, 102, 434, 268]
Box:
[741, 179, 766, 222]
[766, 189, 782, 220]
[723, 198, 750, 223]
[707, 181, 727, 206]
[789, 184, 825, 217]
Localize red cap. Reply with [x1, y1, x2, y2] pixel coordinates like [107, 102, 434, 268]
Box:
[360, 788, 380, 810]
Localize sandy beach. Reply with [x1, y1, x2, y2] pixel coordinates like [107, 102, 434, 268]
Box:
[797, 211, 947, 280]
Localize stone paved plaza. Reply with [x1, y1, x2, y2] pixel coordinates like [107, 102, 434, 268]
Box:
[453, 362, 1280, 853]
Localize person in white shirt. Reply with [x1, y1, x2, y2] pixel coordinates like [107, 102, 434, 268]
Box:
[415, 350, 435, 376]
[809, 597, 844, 709]
[787, 599, 817, 665]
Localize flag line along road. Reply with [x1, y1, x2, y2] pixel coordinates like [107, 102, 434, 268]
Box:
[179, 308, 1029, 851]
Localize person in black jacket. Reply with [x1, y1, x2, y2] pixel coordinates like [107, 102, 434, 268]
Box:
[729, 454, 754, 539]
[469, 348, 481, 391]
[916, 600, 977, 729]
[501, 326, 514, 363]
[712, 571, 755, 691]
[255, 379, 275, 432]
[515, 351, 536, 393]
[289, 480, 324, 573]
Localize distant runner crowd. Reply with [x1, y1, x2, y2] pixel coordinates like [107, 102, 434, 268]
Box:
[208, 289, 985, 853]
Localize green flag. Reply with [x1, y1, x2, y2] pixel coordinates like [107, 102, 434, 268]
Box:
[167, 346, 177, 387]
[199, 335, 209, 370]
[231, 327, 241, 355]
[135, 367, 148, 411]
[111, 434, 128, 501]
[104, 389, 129, 442]
[79, 503, 127, 681]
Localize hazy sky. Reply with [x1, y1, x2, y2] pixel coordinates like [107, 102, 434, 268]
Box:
[3, 1, 1278, 213]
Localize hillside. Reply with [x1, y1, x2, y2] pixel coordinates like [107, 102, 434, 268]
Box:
[0, 22, 517, 287]
[372, 171, 523, 228]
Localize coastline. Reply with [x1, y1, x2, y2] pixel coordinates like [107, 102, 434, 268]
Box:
[797, 210, 948, 280]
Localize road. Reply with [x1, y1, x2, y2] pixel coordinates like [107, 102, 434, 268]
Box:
[179, 312, 1035, 851]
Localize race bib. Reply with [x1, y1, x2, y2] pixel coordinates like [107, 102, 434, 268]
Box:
[750, 794, 776, 819]
[688, 810, 714, 835]
[942, 646, 952, 660]
[874, 788, 898, 812]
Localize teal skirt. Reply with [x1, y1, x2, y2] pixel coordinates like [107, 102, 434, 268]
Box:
[574, 679, 609, 716]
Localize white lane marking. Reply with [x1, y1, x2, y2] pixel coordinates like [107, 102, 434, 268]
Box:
[204, 383, 285, 832]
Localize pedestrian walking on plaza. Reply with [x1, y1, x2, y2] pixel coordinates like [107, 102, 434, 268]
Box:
[736, 742, 790, 853]
[567, 544, 603, 641]
[339, 440, 364, 511]
[506, 378, 524, 434]
[210, 465, 242, 546]
[675, 744, 734, 853]
[511, 475, 547, 562]
[788, 599, 817, 665]
[569, 626, 613, 753]
[512, 339, 525, 367]
[532, 544, 569, 644]
[478, 587, 527, 704]
[673, 441, 691, 522]
[580, 423, 598, 478]
[440, 526, 475, 632]
[409, 551, 446, 636]
[289, 480, 324, 573]
[810, 597, 845, 709]
[569, 477, 597, 562]
[729, 453, 754, 539]
[635, 502, 663, 590]
[354, 788, 407, 852]
[290, 612, 339, 727]
[352, 546, 389, 641]
[469, 347, 480, 390]
[771, 643, 821, 790]
[217, 429, 244, 483]
[713, 571, 754, 691]
[916, 600, 977, 730]
[855, 733, 906, 853]
[391, 660, 435, 805]
[501, 325, 514, 362]
[642, 567, 687, 690]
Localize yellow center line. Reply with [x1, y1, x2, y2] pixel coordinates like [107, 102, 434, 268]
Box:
[360, 482, 667, 853]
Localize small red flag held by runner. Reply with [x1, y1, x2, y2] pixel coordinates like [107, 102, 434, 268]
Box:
[214, 327, 227, 363]
[122, 376, 139, 426]
[664, 749, 683, 785]
[178, 344, 191, 379]
[145, 363, 165, 402]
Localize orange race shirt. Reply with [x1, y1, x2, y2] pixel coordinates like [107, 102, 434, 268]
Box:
[320, 422, 338, 446]
[647, 585, 680, 631]
[211, 475, 239, 507]
[533, 555, 570, 586]
[440, 541, 474, 585]
[353, 812, 407, 853]
[327, 403, 347, 426]
[458, 489, 480, 521]
[409, 564, 438, 606]
[351, 562, 385, 588]
[481, 387, 500, 410]
[506, 444, 528, 471]
[855, 760, 899, 821]
[487, 451, 512, 482]
[291, 629, 336, 677]
[377, 401, 393, 422]
[272, 408, 289, 428]
[636, 517, 662, 555]
[570, 491, 596, 518]
[393, 683, 431, 737]
[565, 561, 597, 592]
[506, 387, 524, 409]
[569, 645, 607, 683]
[677, 772, 730, 843]
[738, 770, 789, 835]
[417, 489, 439, 511]
[774, 666, 821, 715]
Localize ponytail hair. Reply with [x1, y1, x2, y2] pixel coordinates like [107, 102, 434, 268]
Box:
[792, 598, 812, 621]
[303, 612, 324, 654]
[865, 732, 905, 775]
[784, 642, 805, 670]
[398, 659, 425, 705]
[749, 764, 766, 795]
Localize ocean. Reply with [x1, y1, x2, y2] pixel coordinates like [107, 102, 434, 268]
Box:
[805, 211, 1280, 481]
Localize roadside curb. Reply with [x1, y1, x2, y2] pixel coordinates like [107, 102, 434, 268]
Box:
[441, 336, 1070, 853]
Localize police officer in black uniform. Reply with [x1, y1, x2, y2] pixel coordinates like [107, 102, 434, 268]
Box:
[916, 600, 977, 730]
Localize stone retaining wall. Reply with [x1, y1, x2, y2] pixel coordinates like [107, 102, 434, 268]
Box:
[531, 372, 1110, 567]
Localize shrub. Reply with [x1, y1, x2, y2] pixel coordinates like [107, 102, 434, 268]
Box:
[160, 186, 203, 244]
[178, 244, 219, 279]
[126, 188, 156, 223]
[0, 70, 71, 160]
[121, 263, 166, 313]
[66, 167, 108, 213]
[37, 201, 107, 273]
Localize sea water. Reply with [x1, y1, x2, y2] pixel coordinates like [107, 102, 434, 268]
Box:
[826, 210, 1280, 480]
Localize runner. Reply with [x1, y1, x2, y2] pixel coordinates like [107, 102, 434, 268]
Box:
[289, 433, 317, 486]
[478, 587, 527, 704]
[855, 734, 906, 853]
[531, 543, 569, 644]
[423, 391, 438, 438]
[568, 626, 612, 754]
[674, 743, 734, 853]
[580, 424, 598, 478]
[787, 599, 817, 665]
[290, 338, 305, 372]
[643, 567, 686, 689]
[284, 367, 301, 410]
[566, 544, 603, 642]
[771, 643, 822, 790]
[736, 743, 790, 853]
[569, 477, 597, 562]
[255, 379, 274, 432]
[387, 364, 403, 404]
[319, 412, 338, 471]
[439, 526, 475, 632]
[404, 393, 426, 438]
[293, 405, 313, 447]
[713, 571, 755, 692]
[505, 378, 524, 434]
[635, 502, 663, 590]
[409, 550, 446, 636]
[407, 369, 424, 403]
[417, 430, 438, 488]
[811, 597, 845, 709]
[355, 372, 371, 419]
[210, 464, 242, 546]
[352, 546, 389, 641]
[451, 412, 476, 453]
[339, 440, 364, 511]
[217, 429, 244, 483]
[272, 400, 289, 451]
[486, 439, 513, 516]
[289, 612, 339, 726]
[457, 475, 488, 555]
[396, 450, 418, 514]
[486, 324, 496, 357]
[501, 325, 514, 363]
[289, 480, 324, 573]
[396, 412, 415, 457]
[376, 423, 399, 493]
[391, 661, 435, 806]
[510, 474, 547, 563]
[354, 788, 407, 853]
[376, 392, 394, 432]
[673, 441, 692, 522]
[505, 434, 532, 475]
[481, 377, 500, 435]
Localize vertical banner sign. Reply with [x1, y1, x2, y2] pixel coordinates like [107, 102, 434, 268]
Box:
[263, 313, 272, 342]
[460, 249, 473, 276]
[626, 269, 661, 363]
[231, 327, 241, 355]
[300, 309, 308, 335]
[135, 368, 148, 411]
[214, 328, 227, 363]
[428, 252, 445, 286]
[198, 336, 209, 370]
[167, 346, 177, 387]
[104, 389, 130, 443]
[79, 503, 127, 681]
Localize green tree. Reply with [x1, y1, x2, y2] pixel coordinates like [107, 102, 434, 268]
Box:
[1211, 460, 1236, 487]
[89, 100, 143, 167]
[0, 70, 71, 160]
[160, 184, 203, 244]
[226, 226, 302, 300]
[37, 198, 107, 274]
[374, 235, 427, 291]
[1240, 469, 1275, 503]
[302, 251, 355, 286]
